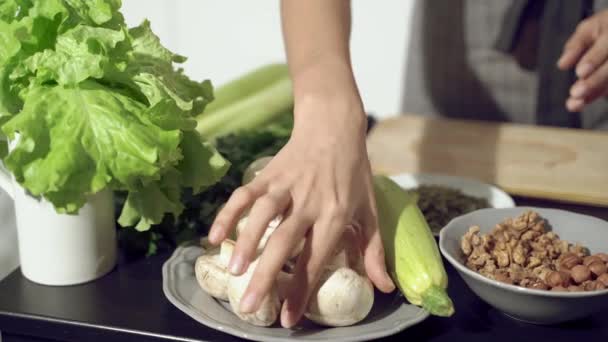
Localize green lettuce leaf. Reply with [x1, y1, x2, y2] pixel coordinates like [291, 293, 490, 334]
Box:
[0, 0, 226, 230]
[0, 0, 32, 23]
[117, 134, 229, 231]
[118, 168, 184, 231]
[178, 131, 230, 194]
[2, 81, 182, 212]
[21, 25, 125, 85]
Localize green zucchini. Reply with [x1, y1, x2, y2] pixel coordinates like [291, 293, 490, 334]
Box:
[373, 175, 455, 317]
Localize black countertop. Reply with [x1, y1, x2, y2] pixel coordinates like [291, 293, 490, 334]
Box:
[1, 196, 607, 342]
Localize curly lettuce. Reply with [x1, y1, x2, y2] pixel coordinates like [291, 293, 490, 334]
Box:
[0, 0, 228, 230]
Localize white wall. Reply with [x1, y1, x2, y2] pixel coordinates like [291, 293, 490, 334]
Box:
[120, 0, 414, 119]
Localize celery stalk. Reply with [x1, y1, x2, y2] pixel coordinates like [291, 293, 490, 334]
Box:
[201, 63, 290, 116]
[196, 76, 293, 139]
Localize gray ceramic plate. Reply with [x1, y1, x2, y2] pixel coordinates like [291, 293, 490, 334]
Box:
[162, 244, 429, 342]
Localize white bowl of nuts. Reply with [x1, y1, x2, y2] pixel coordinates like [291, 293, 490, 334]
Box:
[439, 207, 608, 324]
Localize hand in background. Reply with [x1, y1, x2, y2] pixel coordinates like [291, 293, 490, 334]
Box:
[558, 10, 608, 112]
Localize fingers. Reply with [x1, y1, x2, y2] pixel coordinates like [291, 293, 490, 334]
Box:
[566, 97, 585, 112]
[362, 227, 395, 294]
[558, 20, 595, 71]
[280, 212, 345, 328]
[208, 183, 263, 245]
[573, 36, 608, 78]
[238, 213, 310, 314]
[229, 190, 290, 275]
[567, 61, 608, 112]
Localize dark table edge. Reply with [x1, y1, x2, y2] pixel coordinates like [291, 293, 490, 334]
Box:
[0, 308, 205, 342]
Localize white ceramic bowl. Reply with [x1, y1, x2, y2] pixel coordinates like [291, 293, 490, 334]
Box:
[439, 207, 608, 324]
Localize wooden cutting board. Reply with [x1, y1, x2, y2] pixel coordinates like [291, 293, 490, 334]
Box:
[366, 115, 608, 207]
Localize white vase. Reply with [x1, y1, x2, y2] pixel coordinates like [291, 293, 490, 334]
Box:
[0, 164, 117, 286]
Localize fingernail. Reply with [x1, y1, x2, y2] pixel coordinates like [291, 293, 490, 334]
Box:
[566, 98, 584, 112]
[576, 62, 593, 78]
[281, 301, 297, 328]
[240, 292, 258, 313]
[385, 271, 396, 292]
[229, 255, 244, 275]
[570, 83, 587, 98]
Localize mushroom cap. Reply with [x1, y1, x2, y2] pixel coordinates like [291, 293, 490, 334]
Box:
[236, 214, 305, 258]
[305, 267, 375, 327]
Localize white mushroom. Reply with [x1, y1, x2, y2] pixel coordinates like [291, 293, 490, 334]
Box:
[194, 247, 230, 301]
[195, 222, 374, 328]
[303, 228, 374, 327]
[304, 267, 374, 327]
[222, 240, 281, 326]
[236, 213, 305, 258]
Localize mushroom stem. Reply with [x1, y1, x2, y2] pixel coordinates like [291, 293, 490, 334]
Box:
[194, 247, 230, 301]
[227, 258, 281, 326]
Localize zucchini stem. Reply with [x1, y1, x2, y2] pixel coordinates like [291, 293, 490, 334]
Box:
[421, 285, 455, 317]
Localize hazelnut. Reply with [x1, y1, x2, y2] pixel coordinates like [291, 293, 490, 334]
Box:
[550, 286, 567, 292]
[583, 255, 602, 266]
[595, 253, 608, 263]
[546, 271, 570, 288]
[559, 253, 582, 270]
[570, 265, 591, 284]
[567, 285, 583, 292]
[597, 273, 608, 287]
[494, 272, 512, 284]
[588, 261, 607, 277]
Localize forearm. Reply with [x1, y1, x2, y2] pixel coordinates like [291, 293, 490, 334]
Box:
[280, 0, 365, 127]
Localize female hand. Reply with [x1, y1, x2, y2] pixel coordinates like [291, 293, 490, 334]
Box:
[207, 72, 395, 328]
[558, 10, 608, 112]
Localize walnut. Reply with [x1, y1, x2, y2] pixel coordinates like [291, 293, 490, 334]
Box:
[494, 250, 510, 267]
[460, 210, 596, 292]
[513, 245, 527, 265]
[545, 232, 558, 240]
[508, 264, 525, 283]
[531, 222, 545, 232]
[521, 230, 539, 241]
[461, 226, 481, 256]
[527, 256, 542, 268]
[557, 240, 569, 254]
[512, 218, 528, 231]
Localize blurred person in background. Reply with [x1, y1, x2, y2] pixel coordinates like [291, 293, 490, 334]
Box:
[208, 0, 608, 328]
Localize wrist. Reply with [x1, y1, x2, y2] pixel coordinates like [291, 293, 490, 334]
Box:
[290, 56, 367, 133]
